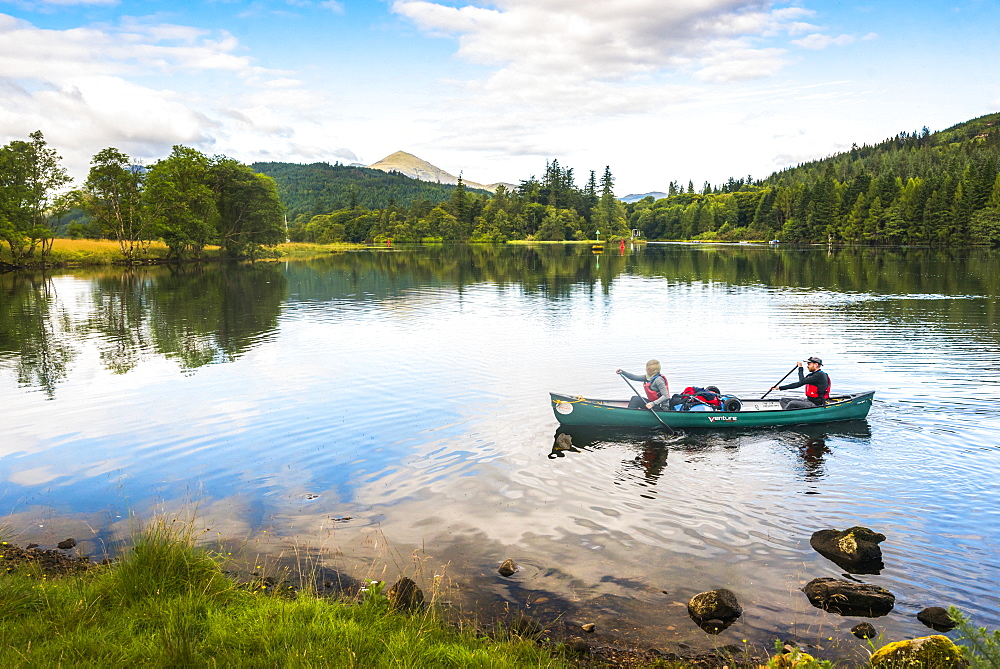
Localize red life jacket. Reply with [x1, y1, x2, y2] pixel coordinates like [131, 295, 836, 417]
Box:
[805, 373, 831, 399]
[644, 374, 667, 400]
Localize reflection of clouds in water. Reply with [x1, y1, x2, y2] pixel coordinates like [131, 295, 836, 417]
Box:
[7, 466, 61, 487]
[3, 247, 1000, 652]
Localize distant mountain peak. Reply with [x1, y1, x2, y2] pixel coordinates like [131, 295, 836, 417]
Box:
[620, 191, 668, 203]
[368, 151, 495, 192]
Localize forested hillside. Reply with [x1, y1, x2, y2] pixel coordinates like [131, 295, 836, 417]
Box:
[283, 113, 1000, 246]
[4, 113, 1000, 267]
[283, 161, 632, 244]
[631, 112, 1000, 245]
[251, 162, 488, 221]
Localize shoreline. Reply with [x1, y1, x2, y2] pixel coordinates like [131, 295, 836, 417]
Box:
[0, 534, 764, 667]
[0, 240, 368, 273]
[1, 531, 980, 668]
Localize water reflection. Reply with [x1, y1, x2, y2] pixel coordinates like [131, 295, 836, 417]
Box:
[0, 263, 286, 395]
[0, 274, 76, 398]
[2, 244, 1000, 662]
[3, 244, 999, 397]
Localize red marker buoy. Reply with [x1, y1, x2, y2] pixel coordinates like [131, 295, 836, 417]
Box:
[619, 239, 626, 253]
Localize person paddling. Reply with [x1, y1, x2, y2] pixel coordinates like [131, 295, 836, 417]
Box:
[772, 356, 830, 409]
[617, 359, 671, 411]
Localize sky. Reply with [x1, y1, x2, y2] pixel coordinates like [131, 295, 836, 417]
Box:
[1, 0, 999, 195]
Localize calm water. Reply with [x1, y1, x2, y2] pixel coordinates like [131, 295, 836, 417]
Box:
[2, 244, 999, 660]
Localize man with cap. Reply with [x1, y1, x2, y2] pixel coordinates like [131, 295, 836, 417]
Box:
[772, 357, 831, 410]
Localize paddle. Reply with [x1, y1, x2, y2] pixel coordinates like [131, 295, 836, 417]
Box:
[760, 365, 799, 400]
[619, 372, 676, 435]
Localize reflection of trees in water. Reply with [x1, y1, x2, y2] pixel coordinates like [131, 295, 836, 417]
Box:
[143, 264, 286, 370]
[91, 271, 152, 374]
[287, 245, 1000, 339]
[0, 263, 287, 394]
[0, 274, 76, 398]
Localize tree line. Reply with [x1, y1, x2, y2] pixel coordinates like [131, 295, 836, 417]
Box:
[283, 114, 1000, 247]
[632, 114, 1000, 245]
[286, 160, 633, 244]
[1, 132, 284, 264]
[4, 113, 1000, 263]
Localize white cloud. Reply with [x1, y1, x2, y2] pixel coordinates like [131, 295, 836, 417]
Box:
[793, 33, 853, 49]
[0, 12, 356, 178]
[319, 0, 345, 13]
[14, 0, 116, 6]
[392, 0, 814, 84]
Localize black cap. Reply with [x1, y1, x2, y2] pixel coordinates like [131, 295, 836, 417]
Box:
[806, 356, 823, 365]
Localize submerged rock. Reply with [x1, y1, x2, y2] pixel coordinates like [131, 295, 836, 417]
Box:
[771, 650, 820, 668]
[802, 578, 894, 617]
[498, 558, 518, 577]
[870, 635, 968, 668]
[687, 588, 742, 633]
[810, 526, 885, 573]
[851, 622, 878, 639]
[386, 577, 424, 611]
[57, 538, 77, 550]
[563, 636, 590, 655]
[917, 606, 957, 632]
[505, 611, 545, 639]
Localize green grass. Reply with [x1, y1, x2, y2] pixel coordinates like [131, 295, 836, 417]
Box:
[0, 239, 202, 266]
[271, 242, 367, 259]
[0, 522, 568, 667]
[951, 606, 1000, 668]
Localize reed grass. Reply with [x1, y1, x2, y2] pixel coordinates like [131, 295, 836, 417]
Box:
[1, 240, 371, 266]
[272, 242, 367, 259]
[0, 521, 568, 667]
[951, 607, 1000, 668]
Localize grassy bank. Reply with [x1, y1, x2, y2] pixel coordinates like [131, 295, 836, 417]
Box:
[0, 524, 568, 666]
[0, 240, 365, 269]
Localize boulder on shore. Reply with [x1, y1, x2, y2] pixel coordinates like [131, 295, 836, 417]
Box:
[802, 578, 894, 617]
[687, 588, 742, 633]
[809, 526, 885, 573]
[917, 606, 957, 632]
[870, 635, 968, 668]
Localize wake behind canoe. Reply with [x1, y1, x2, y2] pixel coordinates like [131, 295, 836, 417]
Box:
[550, 391, 874, 429]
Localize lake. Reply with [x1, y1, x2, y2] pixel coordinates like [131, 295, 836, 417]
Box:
[2, 243, 999, 662]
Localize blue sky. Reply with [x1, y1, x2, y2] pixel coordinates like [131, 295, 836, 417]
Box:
[1, 0, 998, 194]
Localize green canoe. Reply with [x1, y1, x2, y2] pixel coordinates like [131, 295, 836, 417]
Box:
[550, 391, 874, 429]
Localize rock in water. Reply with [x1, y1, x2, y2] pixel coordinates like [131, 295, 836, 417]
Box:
[386, 577, 424, 611]
[851, 622, 878, 639]
[57, 538, 77, 550]
[687, 589, 742, 633]
[506, 611, 545, 639]
[498, 558, 517, 577]
[917, 606, 957, 632]
[771, 650, 821, 668]
[802, 578, 895, 617]
[809, 526, 885, 573]
[870, 635, 968, 668]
